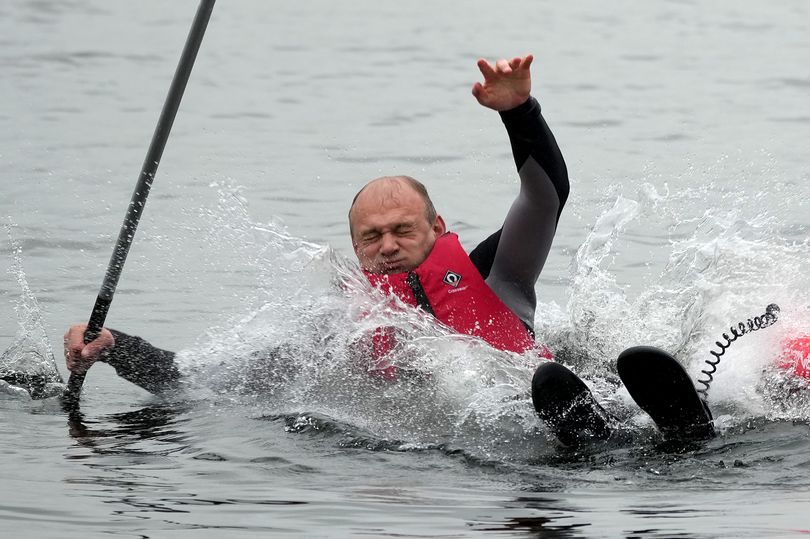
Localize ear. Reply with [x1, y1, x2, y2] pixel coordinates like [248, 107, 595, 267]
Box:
[432, 215, 447, 236]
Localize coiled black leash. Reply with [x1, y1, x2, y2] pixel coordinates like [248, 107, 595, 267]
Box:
[696, 303, 780, 397]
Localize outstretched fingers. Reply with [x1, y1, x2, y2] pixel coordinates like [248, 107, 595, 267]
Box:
[495, 58, 512, 74]
[476, 58, 498, 81]
[478, 54, 533, 80]
[471, 81, 484, 99]
[509, 55, 533, 73]
[472, 53, 534, 111]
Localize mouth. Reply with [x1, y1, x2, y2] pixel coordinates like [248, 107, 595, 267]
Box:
[380, 260, 406, 273]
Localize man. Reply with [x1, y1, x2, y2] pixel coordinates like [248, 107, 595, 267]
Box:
[65, 54, 600, 442]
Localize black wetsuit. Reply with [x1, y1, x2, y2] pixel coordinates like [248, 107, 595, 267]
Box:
[472, 96, 569, 328]
[100, 96, 569, 394]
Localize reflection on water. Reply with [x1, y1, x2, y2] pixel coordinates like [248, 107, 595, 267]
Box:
[65, 402, 192, 447]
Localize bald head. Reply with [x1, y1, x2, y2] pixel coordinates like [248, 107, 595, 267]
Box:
[348, 176, 437, 238]
[348, 175, 446, 274]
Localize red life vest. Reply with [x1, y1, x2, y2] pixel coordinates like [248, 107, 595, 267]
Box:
[364, 233, 552, 378]
[777, 335, 810, 380]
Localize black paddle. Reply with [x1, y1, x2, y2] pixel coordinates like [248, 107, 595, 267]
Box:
[62, 0, 216, 410]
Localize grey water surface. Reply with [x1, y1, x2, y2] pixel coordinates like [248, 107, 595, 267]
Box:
[2, 0, 810, 537]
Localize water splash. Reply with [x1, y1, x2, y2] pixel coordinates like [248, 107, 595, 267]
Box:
[55, 175, 808, 457]
[544, 180, 810, 427]
[152, 182, 551, 460]
[0, 222, 65, 399]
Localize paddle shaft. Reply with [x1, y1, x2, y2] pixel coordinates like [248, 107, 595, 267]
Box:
[64, 0, 216, 406]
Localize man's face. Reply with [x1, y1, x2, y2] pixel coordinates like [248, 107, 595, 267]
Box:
[350, 180, 446, 274]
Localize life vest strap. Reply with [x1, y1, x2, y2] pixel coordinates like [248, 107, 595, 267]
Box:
[406, 271, 435, 316]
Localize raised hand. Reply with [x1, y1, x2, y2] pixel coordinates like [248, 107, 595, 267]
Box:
[472, 54, 533, 111]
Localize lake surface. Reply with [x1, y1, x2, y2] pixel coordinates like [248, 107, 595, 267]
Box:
[2, 0, 810, 537]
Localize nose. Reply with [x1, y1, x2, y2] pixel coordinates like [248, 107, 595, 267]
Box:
[379, 232, 399, 256]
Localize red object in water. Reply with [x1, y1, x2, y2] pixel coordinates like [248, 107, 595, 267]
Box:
[778, 336, 810, 379]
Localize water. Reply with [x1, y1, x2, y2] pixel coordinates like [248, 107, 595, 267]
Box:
[3, 0, 810, 537]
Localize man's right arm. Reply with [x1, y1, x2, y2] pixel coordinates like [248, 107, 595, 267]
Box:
[64, 325, 181, 394]
[104, 330, 182, 393]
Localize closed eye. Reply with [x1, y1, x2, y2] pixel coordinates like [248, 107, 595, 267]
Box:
[360, 232, 381, 244]
[394, 224, 415, 235]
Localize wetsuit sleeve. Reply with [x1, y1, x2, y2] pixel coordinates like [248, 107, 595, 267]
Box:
[468, 229, 501, 280]
[100, 329, 182, 394]
[482, 96, 569, 328]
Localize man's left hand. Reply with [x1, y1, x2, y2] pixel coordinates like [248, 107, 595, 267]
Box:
[472, 54, 533, 111]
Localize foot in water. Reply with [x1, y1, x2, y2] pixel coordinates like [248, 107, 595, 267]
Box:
[617, 346, 715, 441]
[531, 361, 612, 446]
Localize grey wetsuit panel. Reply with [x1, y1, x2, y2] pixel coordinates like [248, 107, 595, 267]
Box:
[478, 96, 569, 329]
